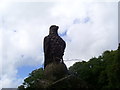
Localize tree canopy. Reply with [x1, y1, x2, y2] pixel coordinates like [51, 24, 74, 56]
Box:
[69, 43, 120, 89]
[18, 44, 120, 89]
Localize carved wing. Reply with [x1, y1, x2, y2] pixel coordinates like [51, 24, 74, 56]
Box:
[44, 36, 50, 68]
[44, 36, 50, 54]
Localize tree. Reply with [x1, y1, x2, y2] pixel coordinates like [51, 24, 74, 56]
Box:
[18, 68, 44, 89]
[69, 44, 120, 89]
[18, 44, 120, 89]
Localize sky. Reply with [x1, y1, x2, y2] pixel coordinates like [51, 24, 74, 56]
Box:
[0, 0, 119, 89]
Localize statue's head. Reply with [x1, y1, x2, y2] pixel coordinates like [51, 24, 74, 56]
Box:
[49, 25, 59, 35]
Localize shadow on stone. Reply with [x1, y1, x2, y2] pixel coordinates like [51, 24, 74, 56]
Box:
[44, 62, 68, 81]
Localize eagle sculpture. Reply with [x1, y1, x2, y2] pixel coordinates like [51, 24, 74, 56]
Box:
[43, 25, 66, 69]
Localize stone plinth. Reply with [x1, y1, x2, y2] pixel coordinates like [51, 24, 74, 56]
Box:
[44, 62, 68, 81]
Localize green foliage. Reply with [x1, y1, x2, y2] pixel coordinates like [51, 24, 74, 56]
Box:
[69, 44, 120, 89]
[23, 68, 44, 88]
[18, 44, 120, 89]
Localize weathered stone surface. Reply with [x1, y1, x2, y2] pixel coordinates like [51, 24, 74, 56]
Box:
[44, 62, 68, 81]
[43, 25, 66, 69]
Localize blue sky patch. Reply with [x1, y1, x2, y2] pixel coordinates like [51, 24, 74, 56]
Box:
[73, 17, 90, 24]
[73, 18, 81, 24]
[59, 30, 67, 37]
[17, 65, 43, 79]
[83, 17, 90, 23]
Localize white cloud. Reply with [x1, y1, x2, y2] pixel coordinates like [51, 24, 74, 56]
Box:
[0, 2, 53, 89]
[0, 0, 118, 89]
[50, 1, 118, 66]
